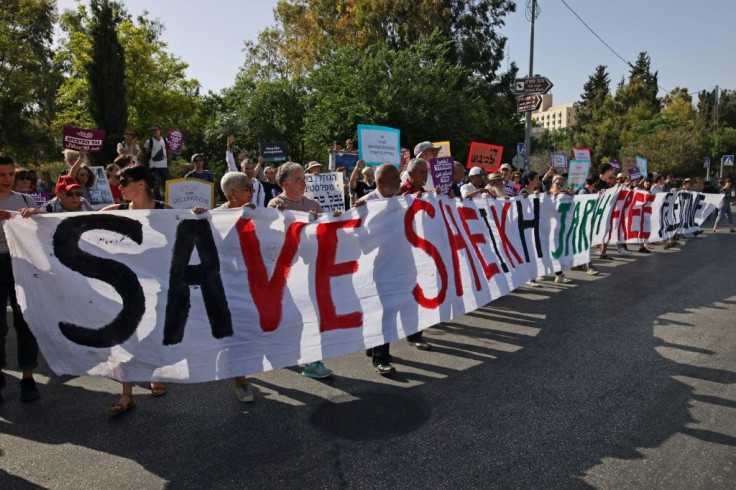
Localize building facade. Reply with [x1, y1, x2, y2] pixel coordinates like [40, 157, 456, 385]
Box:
[531, 94, 577, 134]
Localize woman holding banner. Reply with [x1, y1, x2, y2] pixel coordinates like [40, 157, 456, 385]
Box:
[713, 178, 735, 233]
[101, 165, 172, 413]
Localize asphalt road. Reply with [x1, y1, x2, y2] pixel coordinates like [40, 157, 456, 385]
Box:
[1, 228, 735, 489]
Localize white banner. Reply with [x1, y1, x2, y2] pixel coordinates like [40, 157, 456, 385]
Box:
[4, 189, 720, 382]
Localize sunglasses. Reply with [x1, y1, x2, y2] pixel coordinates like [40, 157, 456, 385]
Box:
[77, 172, 90, 178]
[16, 172, 31, 180]
[193, 158, 204, 163]
[65, 191, 83, 198]
[119, 178, 139, 187]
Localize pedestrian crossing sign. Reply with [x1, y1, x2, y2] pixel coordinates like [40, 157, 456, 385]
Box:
[723, 155, 734, 167]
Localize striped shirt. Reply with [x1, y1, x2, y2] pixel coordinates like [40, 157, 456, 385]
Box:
[0, 191, 36, 253]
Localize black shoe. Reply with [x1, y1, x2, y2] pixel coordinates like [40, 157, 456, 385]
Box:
[0, 372, 5, 404]
[373, 362, 396, 376]
[365, 348, 373, 357]
[20, 377, 40, 403]
[408, 340, 431, 351]
[693, 230, 703, 236]
[638, 246, 651, 254]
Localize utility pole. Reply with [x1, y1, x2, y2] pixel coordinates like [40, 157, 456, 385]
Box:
[524, 0, 539, 170]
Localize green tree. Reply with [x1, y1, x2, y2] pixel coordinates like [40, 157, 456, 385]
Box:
[0, 0, 60, 160]
[55, 4, 201, 162]
[576, 65, 610, 127]
[86, 0, 127, 163]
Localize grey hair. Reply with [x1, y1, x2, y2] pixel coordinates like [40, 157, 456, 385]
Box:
[220, 171, 251, 195]
[63, 149, 80, 165]
[361, 166, 374, 175]
[276, 161, 304, 186]
[407, 158, 428, 173]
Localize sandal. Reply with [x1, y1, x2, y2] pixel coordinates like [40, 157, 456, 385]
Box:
[598, 254, 614, 260]
[109, 393, 136, 413]
[150, 382, 166, 397]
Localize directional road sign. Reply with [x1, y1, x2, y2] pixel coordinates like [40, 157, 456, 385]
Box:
[517, 142, 526, 155]
[517, 93, 542, 112]
[514, 77, 554, 95]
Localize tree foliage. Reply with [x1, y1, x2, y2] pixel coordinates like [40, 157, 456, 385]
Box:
[55, 3, 201, 162]
[0, 0, 60, 160]
[86, 0, 127, 163]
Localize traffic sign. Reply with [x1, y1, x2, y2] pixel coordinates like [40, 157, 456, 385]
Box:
[704, 156, 710, 168]
[517, 142, 526, 155]
[514, 77, 553, 95]
[517, 94, 542, 112]
[722, 155, 734, 167]
[512, 154, 525, 168]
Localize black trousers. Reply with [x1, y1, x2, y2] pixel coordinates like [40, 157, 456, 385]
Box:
[0, 254, 38, 371]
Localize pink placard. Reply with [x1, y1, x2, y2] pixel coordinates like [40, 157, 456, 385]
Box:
[166, 129, 184, 153]
[62, 126, 106, 152]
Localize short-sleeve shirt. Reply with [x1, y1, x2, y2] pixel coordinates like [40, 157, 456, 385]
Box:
[184, 170, 214, 182]
[267, 195, 322, 214]
[0, 191, 37, 253]
[352, 180, 376, 200]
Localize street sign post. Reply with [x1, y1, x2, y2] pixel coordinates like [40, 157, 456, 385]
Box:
[517, 94, 542, 112]
[517, 142, 526, 156]
[514, 77, 554, 95]
[705, 156, 711, 181]
[720, 154, 734, 178]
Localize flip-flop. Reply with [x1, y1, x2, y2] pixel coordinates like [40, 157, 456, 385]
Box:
[150, 383, 166, 397]
[109, 394, 136, 413]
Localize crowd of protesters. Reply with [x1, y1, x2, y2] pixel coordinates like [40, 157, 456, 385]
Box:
[0, 129, 733, 413]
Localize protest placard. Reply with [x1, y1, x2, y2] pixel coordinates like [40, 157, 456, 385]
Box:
[87, 166, 115, 209]
[259, 141, 288, 163]
[551, 152, 568, 169]
[636, 155, 648, 175]
[428, 157, 455, 194]
[62, 126, 106, 152]
[434, 141, 452, 158]
[621, 157, 637, 176]
[467, 142, 503, 172]
[304, 172, 345, 212]
[166, 178, 215, 209]
[567, 160, 591, 190]
[357, 125, 401, 166]
[572, 147, 591, 162]
[628, 167, 642, 180]
[19, 191, 50, 208]
[609, 158, 621, 170]
[328, 151, 359, 173]
[166, 129, 183, 153]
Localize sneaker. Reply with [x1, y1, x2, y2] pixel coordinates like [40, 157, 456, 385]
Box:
[555, 274, 571, 284]
[527, 280, 542, 288]
[20, 377, 40, 403]
[234, 383, 255, 403]
[586, 266, 599, 275]
[638, 246, 651, 254]
[617, 247, 633, 256]
[301, 361, 333, 379]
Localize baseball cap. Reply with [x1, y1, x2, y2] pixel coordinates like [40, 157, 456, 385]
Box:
[56, 175, 81, 194]
[469, 167, 484, 176]
[190, 153, 204, 163]
[500, 163, 512, 171]
[414, 141, 442, 157]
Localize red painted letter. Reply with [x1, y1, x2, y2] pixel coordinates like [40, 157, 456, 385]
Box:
[236, 219, 306, 332]
[404, 200, 447, 309]
[315, 220, 363, 332]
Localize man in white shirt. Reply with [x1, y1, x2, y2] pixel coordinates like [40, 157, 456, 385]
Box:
[143, 124, 171, 200]
[460, 167, 489, 199]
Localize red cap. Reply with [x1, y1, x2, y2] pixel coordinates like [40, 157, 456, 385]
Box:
[56, 175, 81, 194]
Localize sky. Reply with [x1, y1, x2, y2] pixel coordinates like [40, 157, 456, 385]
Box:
[55, 0, 736, 106]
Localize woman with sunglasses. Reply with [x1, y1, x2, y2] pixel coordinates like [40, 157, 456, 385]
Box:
[72, 164, 96, 203]
[12, 169, 34, 193]
[100, 165, 172, 413]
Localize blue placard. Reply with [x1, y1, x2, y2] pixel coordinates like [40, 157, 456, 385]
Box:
[357, 124, 401, 167]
